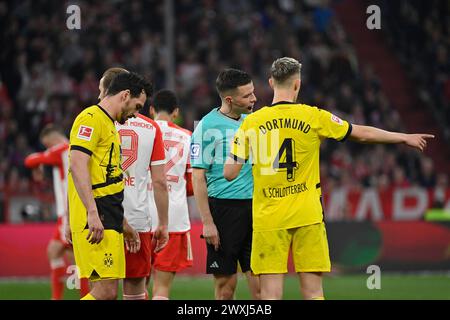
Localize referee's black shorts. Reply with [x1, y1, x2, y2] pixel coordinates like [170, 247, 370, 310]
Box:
[206, 197, 253, 275]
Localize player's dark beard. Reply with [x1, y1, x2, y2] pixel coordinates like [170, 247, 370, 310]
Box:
[117, 112, 127, 124]
[118, 110, 137, 124]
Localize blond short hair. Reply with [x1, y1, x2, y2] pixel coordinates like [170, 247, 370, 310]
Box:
[101, 67, 128, 91]
[270, 57, 302, 84]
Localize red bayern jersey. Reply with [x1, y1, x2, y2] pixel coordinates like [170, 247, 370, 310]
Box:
[149, 120, 192, 233]
[116, 114, 166, 232]
[24, 143, 69, 217]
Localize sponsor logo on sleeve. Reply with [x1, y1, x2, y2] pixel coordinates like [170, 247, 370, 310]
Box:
[331, 114, 344, 125]
[190, 143, 200, 159]
[77, 125, 94, 141]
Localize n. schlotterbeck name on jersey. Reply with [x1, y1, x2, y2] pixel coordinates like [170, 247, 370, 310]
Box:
[262, 182, 308, 198]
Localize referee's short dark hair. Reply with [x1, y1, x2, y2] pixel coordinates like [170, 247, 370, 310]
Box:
[107, 72, 153, 98]
[152, 89, 178, 114]
[216, 68, 252, 97]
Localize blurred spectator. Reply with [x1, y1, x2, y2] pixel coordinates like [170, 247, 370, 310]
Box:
[0, 0, 447, 203]
[419, 157, 437, 188]
[379, 0, 450, 139]
[433, 173, 448, 208]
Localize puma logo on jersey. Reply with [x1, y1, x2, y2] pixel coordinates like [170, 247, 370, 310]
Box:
[77, 126, 94, 141]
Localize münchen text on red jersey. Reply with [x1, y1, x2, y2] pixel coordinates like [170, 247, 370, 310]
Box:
[116, 114, 166, 232]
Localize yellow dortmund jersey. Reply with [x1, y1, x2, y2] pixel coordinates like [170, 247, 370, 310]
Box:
[230, 102, 352, 232]
[68, 105, 124, 233]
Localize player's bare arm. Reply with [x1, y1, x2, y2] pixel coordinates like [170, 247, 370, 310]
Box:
[64, 195, 72, 244]
[223, 156, 243, 181]
[192, 168, 220, 251]
[150, 163, 169, 252]
[350, 124, 435, 152]
[70, 149, 104, 244]
[64, 212, 72, 244]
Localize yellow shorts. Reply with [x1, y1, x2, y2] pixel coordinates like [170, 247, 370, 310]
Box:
[72, 229, 125, 281]
[251, 222, 331, 274]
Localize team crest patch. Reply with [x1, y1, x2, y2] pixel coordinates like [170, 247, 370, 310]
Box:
[77, 125, 94, 141]
[331, 114, 344, 125]
[190, 143, 200, 159]
[104, 253, 113, 268]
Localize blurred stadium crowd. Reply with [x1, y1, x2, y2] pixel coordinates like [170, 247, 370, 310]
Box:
[380, 0, 450, 139]
[0, 0, 448, 203]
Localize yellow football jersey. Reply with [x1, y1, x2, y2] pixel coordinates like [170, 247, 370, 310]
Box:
[230, 102, 352, 231]
[68, 105, 124, 233]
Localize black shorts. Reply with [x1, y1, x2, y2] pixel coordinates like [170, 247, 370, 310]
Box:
[206, 197, 253, 275]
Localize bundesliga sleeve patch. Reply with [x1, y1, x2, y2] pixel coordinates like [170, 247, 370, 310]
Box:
[331, 114, 344, 125]
[190, 143, 200, 159]
[77, 125, 94, 141]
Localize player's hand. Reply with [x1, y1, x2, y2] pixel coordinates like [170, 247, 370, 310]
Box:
[32, 166, 44, 182]
[86, 210, 104, 244]
[64, 219, 72, 245]
[152, 225, 168, 253]
[123, 221, 140, 253]
[404, 134, 435, 152]
[203, 222, 220, 251]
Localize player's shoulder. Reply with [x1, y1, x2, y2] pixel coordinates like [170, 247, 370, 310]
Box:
[136, 113, 156, 125]
[299, 103, 320, 113]
[167, 121, 192, 136]
[281, 103, 321, 117]
[308, 105, 341, 119]
[135, 113, 162, 130]
[201, 107, 221, 123]
[71, 106, 105, 136]
[246, 106, 272, 120]
[75, 105, 110, 126]
[192, 109, 217, 132]
[303, 105, 348, 127]
[77, 105, 102, 118]
[48, 142, 70, 154]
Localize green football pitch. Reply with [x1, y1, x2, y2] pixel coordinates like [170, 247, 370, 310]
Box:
[0, 274, 449, 300]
